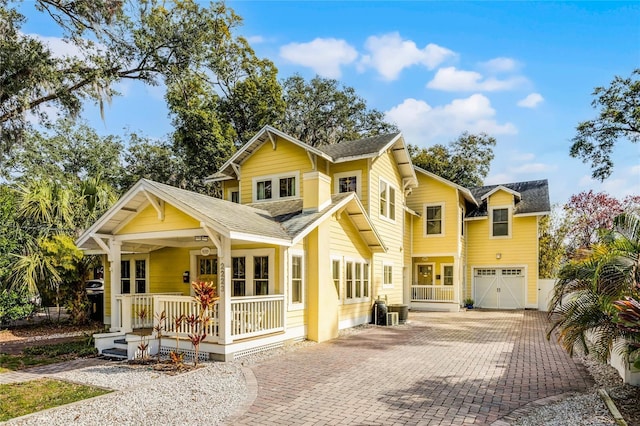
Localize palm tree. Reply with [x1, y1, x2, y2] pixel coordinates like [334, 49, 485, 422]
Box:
[548, 212, 640, 362]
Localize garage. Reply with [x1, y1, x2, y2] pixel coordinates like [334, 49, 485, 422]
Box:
[473, 268, 525, 309]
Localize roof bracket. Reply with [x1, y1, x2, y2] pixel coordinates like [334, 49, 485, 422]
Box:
[230, 163, 241, 180]
[201, 224, 223, 257]
[307, 152, 317, 170]
[144, 192, 165, 221]
[267, 130, 276, 150]
[91, 234, 112, 261]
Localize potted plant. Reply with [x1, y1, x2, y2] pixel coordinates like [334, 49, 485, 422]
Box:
[464, 298, 475, 309]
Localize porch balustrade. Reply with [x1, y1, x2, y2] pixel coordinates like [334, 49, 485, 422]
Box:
[411, 285, 456, 303]
[116, 293, 285, 344]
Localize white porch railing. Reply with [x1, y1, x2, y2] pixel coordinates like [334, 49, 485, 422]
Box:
[117, 293, 285, 343]
[411, 285, 456, 302]
[115, 293, 183, 331]
[230, 295, 285, 340]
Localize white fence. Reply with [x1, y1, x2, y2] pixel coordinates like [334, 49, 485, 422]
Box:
[411, 285, 456, 302]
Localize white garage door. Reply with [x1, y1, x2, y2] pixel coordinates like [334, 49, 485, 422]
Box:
[474, 268, 525, 309]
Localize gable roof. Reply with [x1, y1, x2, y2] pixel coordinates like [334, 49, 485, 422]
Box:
[77, 179, 385, 253]
[413, 166, 478, 206]
[466, 179, 550, 218]
[206, 126, 418, 189]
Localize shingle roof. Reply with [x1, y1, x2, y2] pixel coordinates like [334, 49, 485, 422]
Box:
[317, 133, 401, 160]
[466, 179, 550, 217]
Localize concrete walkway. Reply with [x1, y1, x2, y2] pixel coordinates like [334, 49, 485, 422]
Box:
[230, 310, 594, 425]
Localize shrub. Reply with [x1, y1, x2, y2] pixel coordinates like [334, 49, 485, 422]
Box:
[0, 289, 37, 325]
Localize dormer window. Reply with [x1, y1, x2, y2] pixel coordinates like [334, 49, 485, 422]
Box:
[334, 170, 362, 198]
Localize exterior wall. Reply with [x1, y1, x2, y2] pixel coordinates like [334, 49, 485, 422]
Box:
[149, 247, 191, 294]
[239, 137, 313, 204]
[117, 203, 200, 234]
[411, 256, 455, 285]
[408, 173, 461, 256]
[465, 190, 540, 307]
[221, 179, 240, 202]
[368, 150, 405, 305]
[328, 159, 370, 207]
[330, 213, 374, 327]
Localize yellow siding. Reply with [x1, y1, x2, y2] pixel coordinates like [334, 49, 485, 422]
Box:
[149, 247, 191, 294]
[409, 173, 461, 255]
[118, 203, 200, 234]
[369, 150, 404, 305]
[221, 179, 240, 201]
[465, 215, 539, 305]
[488, 190, 514, 207]
[240, 137, 313, 204]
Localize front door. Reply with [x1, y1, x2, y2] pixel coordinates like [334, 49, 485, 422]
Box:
[416, 264, 434, 285]
[197, 256, 218, 292]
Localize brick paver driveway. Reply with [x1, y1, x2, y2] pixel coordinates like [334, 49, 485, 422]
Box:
[231, 310, 593, 425]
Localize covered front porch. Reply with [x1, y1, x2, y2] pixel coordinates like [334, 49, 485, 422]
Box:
[410, 255, 462, 312]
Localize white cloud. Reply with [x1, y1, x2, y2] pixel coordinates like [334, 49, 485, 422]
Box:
[480, 57, 519, 73]
[510, 152, 536, 162]
[246, 35, 265, 44]
[359, 32, 456, 80]
[280, 38, 358, 78]
[517, 93, 544, 108]
[385, 94, 517, 144]
[510, 162, 556, 174]
[427, 67, 528, 92]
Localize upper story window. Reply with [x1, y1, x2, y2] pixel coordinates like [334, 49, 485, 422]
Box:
[425, 204, 444, 236]
[491, 207, 510, 237]
[379, 179, 396, 221]
[253, 172, 299, 203]
[334, 170, 362, 198]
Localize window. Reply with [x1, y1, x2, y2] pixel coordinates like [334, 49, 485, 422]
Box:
[231, 191, 239, 203]
[254, 256, 269, 295]
[290, 254, 303, 305]
[379, 179, 396, 221]
[121, 260, 131, 294]
[334, 171, 362, 198]
[425, 204, 444, 236]
[383, 263, 393, 288]
[345, 260, 370, 302]
[199, 258, 217, 275]
[492, 208, 510, 237]
[232, 257, 246, 296]
[253, 172, 299, 202]
[280, 177, 296, 198]
[135, 260, 147, 293]
[256, 180, 272, 201]
[461, 209, 465, 236]
[332, 259, 341, 298]
[443, 265, 454, 286]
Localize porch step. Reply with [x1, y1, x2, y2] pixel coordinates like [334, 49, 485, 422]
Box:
[114, 338, 127, 345]
[101, 347, 128, 359]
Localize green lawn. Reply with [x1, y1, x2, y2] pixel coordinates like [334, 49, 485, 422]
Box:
[0, 340, 97, 372]
[0, 379, 111, 421]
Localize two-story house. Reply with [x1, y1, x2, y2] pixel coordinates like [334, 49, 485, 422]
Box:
[77, 125, 548, 361]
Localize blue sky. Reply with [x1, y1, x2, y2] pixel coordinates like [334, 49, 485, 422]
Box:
[19, 1, 640, 205]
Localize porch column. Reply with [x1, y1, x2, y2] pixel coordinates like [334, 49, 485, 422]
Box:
[218, 235, 232, 345]
[109, 240, 122, 332]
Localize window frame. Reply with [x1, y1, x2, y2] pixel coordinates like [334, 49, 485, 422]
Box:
[334, 170, 362, 198]
[383, 261, 394, 289]
[490, 206, 512, 238]
[379, 178, 397, 222]
[120, 254, 149, 294]
[344, 258, 371, 304]
[289, 250, 305, 310]
[331, 255, 342, 303]
[424, 203, 445, 237]
[229, 248, 275, 296]
[252, 171, 300, 203]
[227, 187, 239, 203]
[442, 264, 454, 286]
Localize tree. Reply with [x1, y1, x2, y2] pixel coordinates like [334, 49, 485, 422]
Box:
[570, 69, 640, 181]
[538, 204, 571, 279]
[277, 74, 397, 147]
[564, 190, 624, 253]
[409, 132, 496, 188]
[548, 212, 640, 362]
[1, 0, 244, 154]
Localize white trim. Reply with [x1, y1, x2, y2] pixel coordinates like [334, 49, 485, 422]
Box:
[229, 248, 276, 297]
[382, 261, 394, 289]
[481, 185, 521, 201]
[515, 211, 551, 217]
[490, 205, 512, 239]
[252, 171, 300, 203]
[378, 177, 397, 223]
[441, 263, 454, 286]
[343, 257, 371, 304]
[120, 254, 150, 294]
[330, 255, 342, 304]
[424, 202, 445, 238]
[464, 216, 486, 222]
[113, 228, 210, 242]
[288, 249, 305, 310]
[227, 187, 239, 203]
[333, 170, 362, 198]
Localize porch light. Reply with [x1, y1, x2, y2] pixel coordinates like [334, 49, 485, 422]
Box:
[496, 253, 502, 259]
[195, 235, 209, 242]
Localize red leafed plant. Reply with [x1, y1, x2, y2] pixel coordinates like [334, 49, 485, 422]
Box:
[187, 281, 219, 366]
